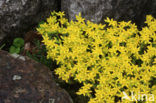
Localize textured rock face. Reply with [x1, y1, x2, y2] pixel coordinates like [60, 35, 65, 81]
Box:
[0, 0, 59, 42]
[0, 50, 73, 103]
[61, 0, 156, 25]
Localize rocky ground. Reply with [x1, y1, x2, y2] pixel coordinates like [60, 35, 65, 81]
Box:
[0, 0, 156, 103]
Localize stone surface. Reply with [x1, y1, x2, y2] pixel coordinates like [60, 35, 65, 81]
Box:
[0, 0, 60, 43]
[0, 50, 73, 103]
[61, 0, 156, 26]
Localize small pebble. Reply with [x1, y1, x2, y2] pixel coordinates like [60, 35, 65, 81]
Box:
[13, 75, 22, 80]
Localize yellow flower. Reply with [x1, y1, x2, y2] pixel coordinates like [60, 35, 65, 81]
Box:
[37, 12, 156, 103]
[76, 83, 92, 97]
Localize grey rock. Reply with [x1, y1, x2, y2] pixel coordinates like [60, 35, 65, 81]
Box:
[0, 0, 60, 42]
[61, 0, 156, 26]
[0, 50, 73, 103]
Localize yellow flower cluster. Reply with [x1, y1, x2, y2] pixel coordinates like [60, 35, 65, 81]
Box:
[37, 11, 156, 103]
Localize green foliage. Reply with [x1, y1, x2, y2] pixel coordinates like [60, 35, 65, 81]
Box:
[26, 39, 55, 70]
[13, 38, 24, 47]
[9, 36, 55, 69]
[37, 11, 156, 103]
[9, 46, 20, 54]
[9, 38, 24, 54]
[0, 44, 5, 50]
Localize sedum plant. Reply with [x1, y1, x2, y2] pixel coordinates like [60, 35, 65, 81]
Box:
[37, 11, 156, 103]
